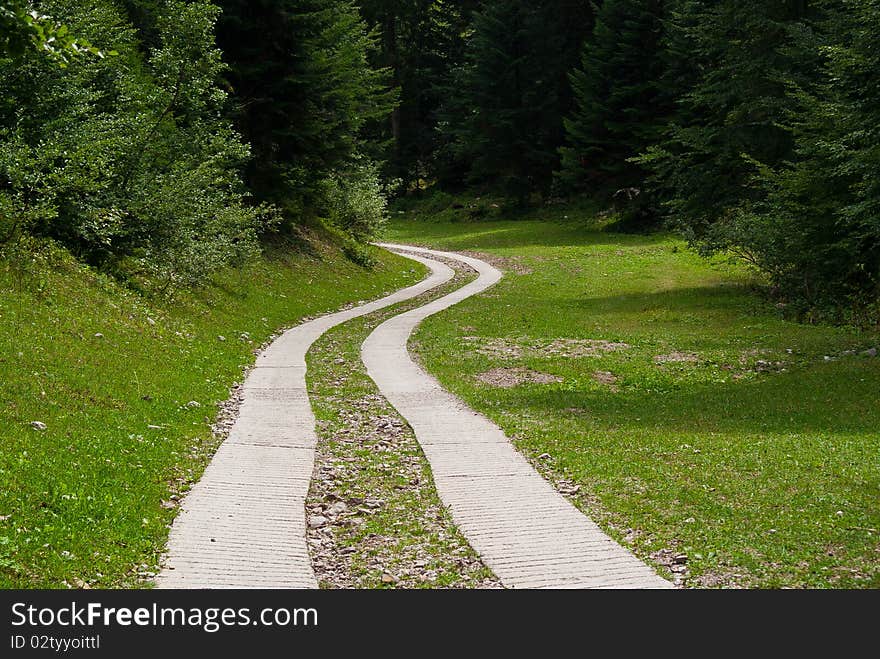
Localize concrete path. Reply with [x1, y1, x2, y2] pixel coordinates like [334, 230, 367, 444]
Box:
[156, 256, 454, 588]
[363, 244, 672, 588]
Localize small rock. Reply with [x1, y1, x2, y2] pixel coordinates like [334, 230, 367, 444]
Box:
[94, 333, 104, 339]
[217, 335, 226, 342]
[309, 516, 329, 529]
[684, 517, 696, 524]
[30, 421, 47, 432]
[381, 573, 398, 584]
[160, 500, 177, 510]
[673, 554, 688, 565]
[185, 401, 201, 409]
[146, 317, 156, 326]
[239, 332, 250, 341]
[836, 510, 844, 517]
[538, 453, 551, 460]
[864, 348, 877, 358]
[328, 502, 348, 517]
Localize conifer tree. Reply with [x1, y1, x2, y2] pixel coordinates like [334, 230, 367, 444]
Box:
[447, 1, 574, 201]
[358, 0, 478, 188]
[558, 0, 668, 194]
[216, 0, 394, 212]
[637, 0, 820, 241]
[737, 0, 880, 308]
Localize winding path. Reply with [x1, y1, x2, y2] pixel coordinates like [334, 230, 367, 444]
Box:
[156, 242, 670, 589]
[155, 255, 454, 588]
[363, 244, 672, 588]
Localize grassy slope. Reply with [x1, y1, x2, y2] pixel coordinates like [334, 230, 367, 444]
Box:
[0, 237, 425, 588]
[387, 213, 880, 588]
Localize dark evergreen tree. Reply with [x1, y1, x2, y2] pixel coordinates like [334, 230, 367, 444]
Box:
[558, 0, 668, 194]
[358, 0, 477, 189]
[637, 0, 822, 241]
[216, 0, 394, 215]
[441, 0, 595, 202]
[734, 0, 880, 309]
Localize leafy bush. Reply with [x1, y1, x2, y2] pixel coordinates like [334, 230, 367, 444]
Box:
[0, 0, 267, 291]
[320, 157, 389, 241]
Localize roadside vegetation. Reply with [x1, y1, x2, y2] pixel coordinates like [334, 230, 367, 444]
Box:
[388, 207, 880, 588]
[0, 237, 420, 588]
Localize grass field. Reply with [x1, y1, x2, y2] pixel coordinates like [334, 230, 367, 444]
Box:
[387, 210, 880, 588]
[0, 235, 422, 588]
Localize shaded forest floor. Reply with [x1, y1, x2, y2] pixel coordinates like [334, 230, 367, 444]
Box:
[387, 206, 880, 588]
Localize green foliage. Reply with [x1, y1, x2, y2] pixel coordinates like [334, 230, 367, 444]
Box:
[0, 0, 265, 291]
[0, 0, 103, 63]
[558, 0, 669, 195]
[630, 0, 877, 310]
[320, 157, 390, 241]
[358, 0, 478, 190]
[636, 1, 821, 238]
[440, 0, 594, 201]
[217, 0, 394, 229]
[731, 0, 880, 311]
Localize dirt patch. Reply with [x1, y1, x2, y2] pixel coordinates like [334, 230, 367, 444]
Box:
[592, 371, 619, 389]
[476, 367, 562, 388]
[739, 348, 771, 364]
[463, 336, 630, 360]
[460, 250, 533, 275]
[654, 351, 699, 364]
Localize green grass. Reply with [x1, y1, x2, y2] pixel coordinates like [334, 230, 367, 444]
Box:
[0, 234, 423, 588]
[387, 211, 880, 588]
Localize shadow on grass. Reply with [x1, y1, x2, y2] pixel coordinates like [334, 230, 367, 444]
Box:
[570, 284, 761, 316]
[390, 220, 668, 251]
[500, 358, 880, 438]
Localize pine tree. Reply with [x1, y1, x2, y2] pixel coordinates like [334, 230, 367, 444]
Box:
[216, 0, 394, 212]
[558, 0, 668, 194]
[637, 0, 821, 242]
[358, 0, 478, 189]
[446, 0, 584, 202]
[737, 0, 880, 309]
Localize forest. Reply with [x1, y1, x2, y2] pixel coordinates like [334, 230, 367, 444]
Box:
[1, 0, 878, 317]
[2, 1, 879, 597]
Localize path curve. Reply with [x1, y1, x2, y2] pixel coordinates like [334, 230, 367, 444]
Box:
[156, 255, 454, 588]
[363, 244, 672, 589]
